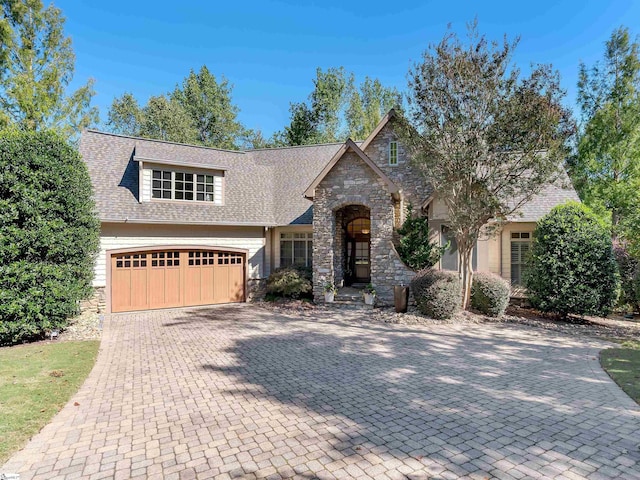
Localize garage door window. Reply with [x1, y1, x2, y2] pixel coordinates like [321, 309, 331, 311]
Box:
[188, 251, 216, 266]
[115, 253, 147, 268]
[151, 251, 180, 267]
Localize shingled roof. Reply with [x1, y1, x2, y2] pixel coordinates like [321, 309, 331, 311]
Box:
[79, 130, 346, 226]
[80, 128, 579, 227]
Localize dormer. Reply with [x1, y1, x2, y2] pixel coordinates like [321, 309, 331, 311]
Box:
[134, 153, 225, 206]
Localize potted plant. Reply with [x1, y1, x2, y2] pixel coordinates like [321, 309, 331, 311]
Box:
[363, 283, 376, 305]
[323, 282, 338, 302]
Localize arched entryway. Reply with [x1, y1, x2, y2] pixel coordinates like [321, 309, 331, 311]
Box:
[334, 204, 371, 287]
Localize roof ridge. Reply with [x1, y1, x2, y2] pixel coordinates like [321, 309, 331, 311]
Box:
[83, 129, 247, 154]
[247, 140, 363, 152]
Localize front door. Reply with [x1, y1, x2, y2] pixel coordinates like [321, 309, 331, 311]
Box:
[354, 241, 370, 282]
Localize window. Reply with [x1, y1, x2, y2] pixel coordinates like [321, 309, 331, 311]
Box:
[152, 169, 220, 202]
[280, 232, 313, 267]
[389, 141, 398, 166]
[511, 232, 531, 286]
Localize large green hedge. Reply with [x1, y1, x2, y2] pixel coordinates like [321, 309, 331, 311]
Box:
[0, 130, 100, 345]
[524, 202, 619, 318]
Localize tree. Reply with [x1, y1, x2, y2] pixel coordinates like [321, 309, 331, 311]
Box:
[139, 95, 197, 144]
[0, 129, 100, 344]
[277, 68, 399, 145]
[396, 204, 444, 270]
[346, 77, 401, 141]
[106, 65, 245, 149]
[525, 202, 619, 318]
[0, 0, 98, 137]
[571, 27, 640, 242]
[172, 66, 244, 149]
[106, 92, 142, 136]
[397, 21, 574, 309]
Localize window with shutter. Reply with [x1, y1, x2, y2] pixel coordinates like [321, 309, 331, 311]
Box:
[510, 235, 531, 285]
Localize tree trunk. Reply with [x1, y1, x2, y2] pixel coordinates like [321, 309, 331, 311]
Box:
[457, 239, 474, 310]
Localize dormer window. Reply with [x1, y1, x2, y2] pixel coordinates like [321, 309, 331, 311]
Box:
[151, 168, 221, 203]
[389, 141, 398, 166]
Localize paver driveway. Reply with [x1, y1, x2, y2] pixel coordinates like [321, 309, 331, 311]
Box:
[2, 305, 640, 480]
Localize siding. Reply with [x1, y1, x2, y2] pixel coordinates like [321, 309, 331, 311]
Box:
[95, 223, 265, 287]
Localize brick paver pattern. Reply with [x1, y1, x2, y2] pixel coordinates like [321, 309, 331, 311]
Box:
[2, 305, 640, 479]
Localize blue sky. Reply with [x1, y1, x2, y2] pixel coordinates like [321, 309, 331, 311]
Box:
[58, 0, 640, 137]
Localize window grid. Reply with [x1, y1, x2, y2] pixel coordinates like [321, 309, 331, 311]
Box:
[152, 169, 219, 203]
[151, 251, 180, 267]
[389, 141, 398, 166]
[510, 233, 532, 286]
[280, 232, 313, 267]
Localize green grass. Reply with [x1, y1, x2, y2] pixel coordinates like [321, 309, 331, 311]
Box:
[0, 341, 99, 464]
[601, 340, 640, 405]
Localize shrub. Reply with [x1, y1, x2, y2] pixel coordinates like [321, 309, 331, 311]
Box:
[613, 242, 639, 312]
[410, 268, 461, 319]
[524, 202, 619, 318]
[266, 266, 312, 299]
[0, 130, 100, 345]
[471, 272, 510, 318]
[634, 269, 640, 311]
[397, 204, 444, 270]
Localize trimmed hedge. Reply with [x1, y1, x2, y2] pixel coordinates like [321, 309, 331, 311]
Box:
[471, 272, 510, 318]
[410, 268, 461, 320]
[266, 266, 312, 299]
[0, 130, 100, 345]
[524, 202, 619, 318]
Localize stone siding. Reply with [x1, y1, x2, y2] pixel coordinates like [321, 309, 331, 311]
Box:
[313, 150, 411, 305]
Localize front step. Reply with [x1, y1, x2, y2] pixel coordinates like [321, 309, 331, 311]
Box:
[325, 299, 374, 310]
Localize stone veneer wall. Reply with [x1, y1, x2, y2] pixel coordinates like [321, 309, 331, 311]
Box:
[313, 151, 405, 305]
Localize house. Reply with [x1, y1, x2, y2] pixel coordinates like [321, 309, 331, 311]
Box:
[80, 111, 579, 313]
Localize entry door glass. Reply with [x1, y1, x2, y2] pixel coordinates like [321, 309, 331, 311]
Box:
[355, 241, 370, 280]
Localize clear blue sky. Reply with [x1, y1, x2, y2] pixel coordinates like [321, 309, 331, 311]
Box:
[58, 0, 640, 137]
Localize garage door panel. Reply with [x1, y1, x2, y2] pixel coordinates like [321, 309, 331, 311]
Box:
[111, 249, 245, 313]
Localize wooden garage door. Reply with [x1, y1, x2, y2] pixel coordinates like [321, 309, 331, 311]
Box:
[111, 249, 245, 313]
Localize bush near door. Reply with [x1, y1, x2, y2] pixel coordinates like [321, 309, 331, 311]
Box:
[411, 269, 461, 320]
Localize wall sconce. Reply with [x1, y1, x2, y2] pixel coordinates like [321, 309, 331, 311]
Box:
[361, 228, 370, 235]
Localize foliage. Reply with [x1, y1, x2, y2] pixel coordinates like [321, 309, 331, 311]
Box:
[107, 66, 245, 149]
[613, 241, 639, 311]
[0, 340, 99, 463]
[396, 204, 444, 270]
[471, 272, 510, 318]
[276, 67, 400, 145]
[524, 202, 619, 318]
[0, 0, 98, 138]
[266, 266, 313, 299]
[410, 268, 461, 320]
[634, 268, 640, 310]
[323, 282, 337, 294]
[397, 20, 574, 309]
[0, 129, 100, 344]
[571, 26, 640, 244]
[363, 283, 376, 295]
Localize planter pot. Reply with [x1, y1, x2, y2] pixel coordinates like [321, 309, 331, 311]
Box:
[394, 285, 409, 313]
[324, 292, 335, 303]
[363, 293, 375, 305]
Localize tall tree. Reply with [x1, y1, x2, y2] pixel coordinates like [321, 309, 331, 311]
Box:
[346, 77, 401, 140]
[397, 22, 574, 309]
[172, 66, 243, 149]
[571, 26, 640, 239]
[106, 66, 245, 149]
[0, 0, 98, 137]
[277, 68, 399, 145]
[106, 92, 142, 136]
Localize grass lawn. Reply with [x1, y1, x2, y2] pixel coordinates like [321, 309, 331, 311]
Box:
[601, 340, 640, 405]
[0, 341, 99, 464]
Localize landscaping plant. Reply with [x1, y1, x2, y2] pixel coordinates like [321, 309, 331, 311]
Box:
[525, 202, 619, 318]
[410, 268, 461, 320]
[266, 266, 313, 299]
[0, 130, 100, 345]
[471, 272, 510, 318]
[396, 203, 444, 270]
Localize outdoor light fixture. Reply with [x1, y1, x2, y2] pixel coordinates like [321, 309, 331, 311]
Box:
[361, 228, 370, 235]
